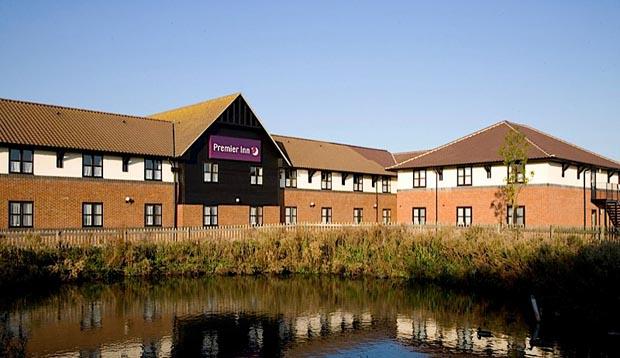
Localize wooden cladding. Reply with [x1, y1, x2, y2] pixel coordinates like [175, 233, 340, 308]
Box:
[218, 97, 260, 128]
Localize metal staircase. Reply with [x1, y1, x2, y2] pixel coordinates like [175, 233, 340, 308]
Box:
[591, 182, 620, 231]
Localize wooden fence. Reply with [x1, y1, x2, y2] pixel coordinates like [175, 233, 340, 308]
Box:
[0, 223, 616, 248]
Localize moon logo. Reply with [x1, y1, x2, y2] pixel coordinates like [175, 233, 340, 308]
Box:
[251, 147, 259, 157]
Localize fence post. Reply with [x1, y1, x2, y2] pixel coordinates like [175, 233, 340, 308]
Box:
[123, 229, 127, 243]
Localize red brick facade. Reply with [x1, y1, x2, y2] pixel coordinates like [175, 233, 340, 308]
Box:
[397, 184, 600, 227]
[0, 174, 175, 229]
[282, 188, 397, 223]
[176, 204, 280, 226]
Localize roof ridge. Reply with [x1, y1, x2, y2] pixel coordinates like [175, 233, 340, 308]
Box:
[510, 121, 620, 167]
[149, 92, 240, 120]
[503, 121, 551, 157]
[387, 121, 507, 169]
[272, 133, 390, 153]
[0, 97, 172, 124]
[393, 149, 426, 155]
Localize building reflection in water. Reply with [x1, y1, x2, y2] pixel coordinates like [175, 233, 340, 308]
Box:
[0, 276, 603, 357]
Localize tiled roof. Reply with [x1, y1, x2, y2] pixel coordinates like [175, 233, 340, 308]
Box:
[273, 134, 396, 176]
[0, 98, 174, 157]
[393, 150, 427, 164]
[149, 93, 239, 156]
[389, 121, 620, 170]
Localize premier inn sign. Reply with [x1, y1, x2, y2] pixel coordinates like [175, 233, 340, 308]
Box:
[208, 135, 261, 162]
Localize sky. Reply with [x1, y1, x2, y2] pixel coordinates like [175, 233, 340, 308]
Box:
[0, 1, 618, 159]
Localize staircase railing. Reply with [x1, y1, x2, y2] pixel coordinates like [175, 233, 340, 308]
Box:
[591, 182, 620, 202]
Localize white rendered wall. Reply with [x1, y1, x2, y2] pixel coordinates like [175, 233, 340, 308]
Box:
[34, 150, 82, 177]
[0, 147, 8, 174]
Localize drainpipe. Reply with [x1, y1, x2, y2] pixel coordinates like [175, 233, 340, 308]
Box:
[435, 169, 439, 224]
[375, 176, 379, 223]
[583, 168, 586, 229]
[172, 122, 178, 228]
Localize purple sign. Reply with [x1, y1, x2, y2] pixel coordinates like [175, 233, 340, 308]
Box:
[208, 135, 261, 162]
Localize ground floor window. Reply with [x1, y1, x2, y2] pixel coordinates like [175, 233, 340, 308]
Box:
[250, 206, 263, 226]
[145, 204, 162, 227]
[9, 201, 33, 228]
[457, 206, 472, 227]
[412, 207, 426, 225]
[507, 206, 525, 226]
[204, 206, 218, 227]
[353, 208, 363, 224]
[285, 206, 297, 224]
[83, 203, 103, 227]
[321, 207, 332, 224]
[382, 209, 391, 224]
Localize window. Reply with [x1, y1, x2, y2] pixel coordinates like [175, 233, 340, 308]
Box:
[457, 207, 472, 227]
[353, 174, 363, 192]
[321, 171, 332, 190]
[412, 208, 426, 225]
[8, 201, 33, 228]
[353, 208, 363, 224]
[82, 203, 103, 227]
[122, 157, 130, 172]
[204, 206, 218, 227]
[382, 209, 391, 224]
[145, 204, 162, 227]
[382, 176, 391, 193]
[507, 206, 525, 226]
[413, 170, 426, 188]
[250, 166, 263, 185]
[457, 167, 472, 186]
[284, 169, 297, 188]
[285, 207, 297, 224]
[250, 206, 263, 226]
[9, 148, 33, 174]
[508, 162, 525, 184]
[321, 207, 332, 224]
[145, 159, 162, 181]
[204, 162, 219, 183]
[56, 151, 64, 169]
[83, 154, 103, 177]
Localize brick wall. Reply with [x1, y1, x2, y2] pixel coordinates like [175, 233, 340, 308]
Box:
[397, 184, 598, 227]
[282, 188, 397, 223]
[0, 174, 174, 229]
[177, 204, 203, 227]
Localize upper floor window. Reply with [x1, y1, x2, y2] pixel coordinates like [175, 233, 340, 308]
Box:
[457, 167, 472, 186]
[250, 166, 263, 185]
[507, 205, 525, 226]
[508, 162, 525, 184]
[321, 207, 332, 224]
[83, 154, 103, 177]
[9, 148, 33, 174]
[250, 206, 263, 226]
[145, 159, 162, 181]
[56, 151, 64, 169]
[353, 208, 363, 224]
[353, 174, 363, 192]
[457, 206, 472, 227]
[204, 205, 218, 227]
[122, 157, 130, 172]
[284, 169, 297, 188]
[413, 170, 426, 188]
[204, 162, 219, 183]
[382, 209, 391, 224]
[9, 201, 33, 228]
[285, 206, 297, 224]
[83, 202, 103, 227]
[321, 171, 332, 190]
[382, 176, 391, 193]
[412, 207, 426, 225]
[145, 204, 162, 227]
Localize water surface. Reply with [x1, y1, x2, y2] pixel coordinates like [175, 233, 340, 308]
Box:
[0, 276, 616, 357]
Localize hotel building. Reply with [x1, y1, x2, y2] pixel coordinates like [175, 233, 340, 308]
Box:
[0, 93, 618, 230]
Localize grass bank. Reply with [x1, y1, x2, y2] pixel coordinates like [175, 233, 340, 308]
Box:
[1, 226, 619, 299]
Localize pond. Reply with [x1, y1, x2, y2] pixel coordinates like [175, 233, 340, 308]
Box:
[0, 276, 617, 357]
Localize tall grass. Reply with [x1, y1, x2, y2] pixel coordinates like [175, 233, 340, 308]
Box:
[1, 226, 618, 299]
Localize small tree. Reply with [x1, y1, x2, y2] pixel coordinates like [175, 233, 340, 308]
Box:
[498, 128, 535, 226]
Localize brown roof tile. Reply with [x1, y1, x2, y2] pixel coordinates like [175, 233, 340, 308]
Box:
[390, 121, 620, 170]
[273, 135, 395, 176]
[0, 98, 174, 157]
[393, 150, 427, 164]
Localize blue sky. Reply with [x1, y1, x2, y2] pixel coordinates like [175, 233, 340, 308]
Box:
[0, 1, 618, 159]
